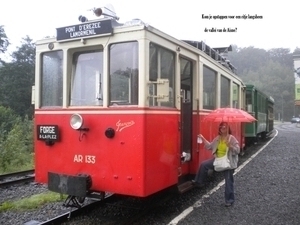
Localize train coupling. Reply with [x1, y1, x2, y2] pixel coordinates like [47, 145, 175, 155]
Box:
[48, 172, 92, 207]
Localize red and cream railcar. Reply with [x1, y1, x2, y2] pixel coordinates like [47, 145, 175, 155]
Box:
[33, 8, 245, 206]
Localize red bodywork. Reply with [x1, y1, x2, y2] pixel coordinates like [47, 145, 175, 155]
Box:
[35, 108, 244, 197]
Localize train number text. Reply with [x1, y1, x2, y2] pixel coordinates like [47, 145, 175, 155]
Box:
[74, 154, 96, 164]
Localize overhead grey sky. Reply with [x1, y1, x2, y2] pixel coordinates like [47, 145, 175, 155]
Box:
[0, 0, 298, 59]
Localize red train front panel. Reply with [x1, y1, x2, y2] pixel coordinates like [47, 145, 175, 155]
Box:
[35, 109, 180, 197]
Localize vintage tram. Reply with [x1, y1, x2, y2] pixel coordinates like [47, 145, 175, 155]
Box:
[33, 7, 248, 206]
[244, 84, 274, 145]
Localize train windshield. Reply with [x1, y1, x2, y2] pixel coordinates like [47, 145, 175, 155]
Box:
[109, 42, 138, 105]
[70, 51, 103, 106]
[41, 51, 63, 107]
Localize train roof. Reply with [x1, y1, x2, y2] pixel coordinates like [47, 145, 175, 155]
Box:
[181, 40, 236, 74]
[245, 84, 274, 102]
[36, 7, 240, 80]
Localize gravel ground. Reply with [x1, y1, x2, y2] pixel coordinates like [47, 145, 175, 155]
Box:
[0, 183, 70, 225]
[177, 123, 300, 225]
[1, 123, 298, 225]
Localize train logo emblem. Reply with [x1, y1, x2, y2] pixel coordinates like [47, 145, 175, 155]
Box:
[116, 119, 135, 131]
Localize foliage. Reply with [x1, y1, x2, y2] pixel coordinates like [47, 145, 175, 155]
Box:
[0, 34, 35, 173]
[293, 47, 300, 55]
[0, 106, 16, 137]
[228, 46, 296, 120]
[0, 192, 65, 212]
[11, 36, 35, 65]
[228, 46, 269, 74]
[0, 36, 35, 118]
[0, 114, 34, 172]
[0, 25, 10, 54]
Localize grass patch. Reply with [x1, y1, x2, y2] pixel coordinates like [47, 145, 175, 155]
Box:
[0, 163, 34, 174]
[0, 191, 66, 212]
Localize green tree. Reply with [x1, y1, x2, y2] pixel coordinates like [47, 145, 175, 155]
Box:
[0, 25, 10, 54]
[11, 36, 35, 65]
[293, 47, 300, 55]
[228, 46, 269, 74]
[267, 48, 293, 68]
[0, 116, 34, 172]
[0, 36, 35, 118]
[228, 46, 295, 120]
[0, 106, 17, 137]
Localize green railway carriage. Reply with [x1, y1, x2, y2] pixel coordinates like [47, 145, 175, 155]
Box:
[244, 84, 274, 145]
[267, 97, 274, 134]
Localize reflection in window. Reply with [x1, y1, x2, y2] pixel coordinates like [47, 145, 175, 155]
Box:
[41, 51, 63, 107]
[109, 42, 138, 105]
[220, 75, 230, 107]
[232, 83, 239, 108]
[70, 51, 103, 106]
[149, 43, 175, 107]
[203, 66, 216, 109]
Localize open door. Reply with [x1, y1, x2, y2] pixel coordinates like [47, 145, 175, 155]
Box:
[181, 99, 192, 161]
[180, 58, 193, 162]
[177, 58, 193, 193]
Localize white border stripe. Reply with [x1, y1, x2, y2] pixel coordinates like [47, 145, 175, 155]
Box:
[35, 109, 211, 116]
[168, 129, 278, 225]
[168, 207, 194, 225]
[35, 110, 180, 115]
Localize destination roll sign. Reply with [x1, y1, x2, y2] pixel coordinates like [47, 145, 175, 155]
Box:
[56, 20, 113, 41]
[37, 125, 60, 141]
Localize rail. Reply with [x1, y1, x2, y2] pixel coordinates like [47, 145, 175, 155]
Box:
[0, 169, 35, 188]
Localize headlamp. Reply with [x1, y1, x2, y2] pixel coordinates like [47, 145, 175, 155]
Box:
[70, 114, 84, 130]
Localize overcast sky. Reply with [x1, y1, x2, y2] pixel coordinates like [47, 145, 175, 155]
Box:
[0, 0, 298, 59]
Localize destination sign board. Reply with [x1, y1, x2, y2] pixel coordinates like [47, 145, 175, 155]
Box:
[37, 125, 60, 141]
[56, 20, 113, 41]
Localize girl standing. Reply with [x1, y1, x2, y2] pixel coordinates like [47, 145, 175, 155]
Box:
[192, 122, 240, 207]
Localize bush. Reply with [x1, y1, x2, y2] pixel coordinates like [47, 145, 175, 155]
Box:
[0, 107, 34, 173]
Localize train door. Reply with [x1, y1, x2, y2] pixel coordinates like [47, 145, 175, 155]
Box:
[180, 58, 193, 162]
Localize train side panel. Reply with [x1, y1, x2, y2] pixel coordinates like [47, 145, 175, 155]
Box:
[244, 84, 274, 144]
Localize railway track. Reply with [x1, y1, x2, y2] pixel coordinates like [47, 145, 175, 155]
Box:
[0, 169, 35, 188]
[37, 190, 175, 225]
[37, 193, 116, 224]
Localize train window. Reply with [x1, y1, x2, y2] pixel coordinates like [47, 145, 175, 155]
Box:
[232, 83, 239, 108]
[180, 58, 192, 103]
[203, 66, 216, 109]
[257, 93, 265, 113]
[109, 42, 138, 105]
[41, 51, 63, 107]
[246, 90, 252, 112]
[70, 51, 103, 106]
[257, 93, 261, 112]
[220, 75, 230, 107]
[149, 43, 175, 107]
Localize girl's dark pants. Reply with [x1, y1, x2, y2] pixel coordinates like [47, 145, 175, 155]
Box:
[194, 158, 235, 204]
